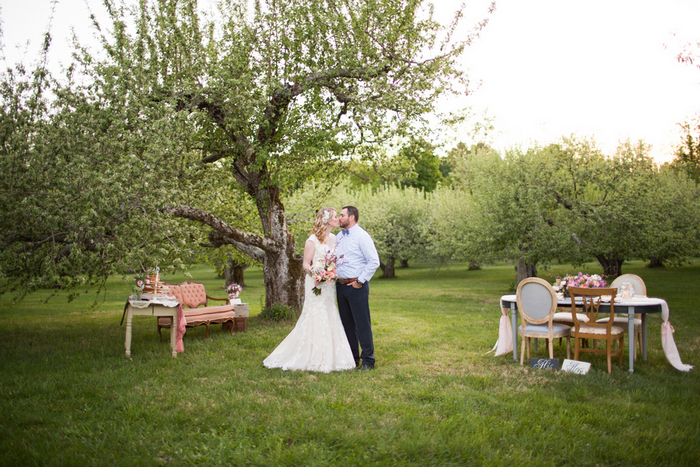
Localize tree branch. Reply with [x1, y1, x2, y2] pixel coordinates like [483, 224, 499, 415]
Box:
[162, 204, 276, 254]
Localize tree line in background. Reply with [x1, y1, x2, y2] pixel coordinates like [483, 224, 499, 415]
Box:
[280, 134, 700, 286]
[2, 0, 699, 310]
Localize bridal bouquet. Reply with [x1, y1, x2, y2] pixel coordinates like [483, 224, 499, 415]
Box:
[553, 272, 607, 297]
[310, 250, 343, 296]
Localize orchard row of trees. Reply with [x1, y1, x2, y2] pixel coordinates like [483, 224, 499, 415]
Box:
[282, 136, 700, 285]
[2, 0, 699, 311]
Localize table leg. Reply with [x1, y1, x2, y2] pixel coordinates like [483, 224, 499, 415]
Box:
[125, 308, 133, 357]
[628, 306, 635, 373]
[641, 313, 648, 361]
[510, 303, 518, 362]
[170, 310, 177, 358]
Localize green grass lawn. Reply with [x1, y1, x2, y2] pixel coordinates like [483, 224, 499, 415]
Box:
[1, 261, 699, 466]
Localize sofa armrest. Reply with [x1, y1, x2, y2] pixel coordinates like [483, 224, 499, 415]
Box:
[207, 295, 228, 303]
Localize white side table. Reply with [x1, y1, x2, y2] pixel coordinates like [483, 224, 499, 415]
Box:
[125, 300, 179, 357]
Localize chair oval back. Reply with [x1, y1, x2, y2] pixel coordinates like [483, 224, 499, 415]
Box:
[516, 277, 556, 324]
[611, 274, 646, 296]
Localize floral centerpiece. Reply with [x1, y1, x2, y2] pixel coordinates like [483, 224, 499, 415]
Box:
[225, 283, 242, 301]
[131, 266, 164, 297]
[553, 272, 607, 298]
[131, 277, 145, 299]
[310, 249, 343, 296]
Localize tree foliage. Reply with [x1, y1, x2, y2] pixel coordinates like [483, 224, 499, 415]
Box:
[669, 118, 700, 184]
[1, 0, 491, 308]
[446, 137, 700, 281]
[396, 138, 442, 192]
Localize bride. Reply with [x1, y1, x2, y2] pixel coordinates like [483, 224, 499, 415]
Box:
[263, 207, 356, 373]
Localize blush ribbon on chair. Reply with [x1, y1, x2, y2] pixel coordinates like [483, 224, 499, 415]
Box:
[487, 300, 513, 356]
[657, 299, 693, 372]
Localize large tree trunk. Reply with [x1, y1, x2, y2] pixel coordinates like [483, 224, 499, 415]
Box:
[163, 196, 305, 314]
[261, 242, 304, 313]
[516, 260, 537, 285]
[380, 257, 396, 278]
[647, 257, 665, 268]
[596, 254, 624, 277]
[223, 260, 248, 287]
[254, 188, 304, 313]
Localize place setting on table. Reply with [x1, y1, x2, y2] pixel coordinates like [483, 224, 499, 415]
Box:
[489, 273, 693, 373]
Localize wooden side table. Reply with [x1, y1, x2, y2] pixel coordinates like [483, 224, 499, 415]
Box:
[125, 302, 179, 357]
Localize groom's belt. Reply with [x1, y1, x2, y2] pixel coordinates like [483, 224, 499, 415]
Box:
[338, 278, 358, 284]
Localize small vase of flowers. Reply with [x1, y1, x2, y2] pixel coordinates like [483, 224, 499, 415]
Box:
[225, 283, 243, 305]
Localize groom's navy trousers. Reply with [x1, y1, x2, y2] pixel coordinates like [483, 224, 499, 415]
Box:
[336, 282, 374, 366]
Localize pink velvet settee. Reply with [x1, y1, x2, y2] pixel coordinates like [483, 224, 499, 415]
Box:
[157, 281, 237, 339]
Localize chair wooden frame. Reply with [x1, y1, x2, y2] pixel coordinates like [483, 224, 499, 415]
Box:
[568, 286, 625, 374]
[516, 277, 570, 365]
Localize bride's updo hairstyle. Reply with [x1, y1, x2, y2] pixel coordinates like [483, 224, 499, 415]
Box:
[311, 207, 335, 243]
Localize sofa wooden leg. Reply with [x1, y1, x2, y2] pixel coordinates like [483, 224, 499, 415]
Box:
[222, 320, 234, 334]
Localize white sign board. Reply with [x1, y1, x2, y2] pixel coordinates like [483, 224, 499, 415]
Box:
[561, 359, 591, 374]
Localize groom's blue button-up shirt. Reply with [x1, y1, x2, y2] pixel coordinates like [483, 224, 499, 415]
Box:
[335, 224, 380, 284]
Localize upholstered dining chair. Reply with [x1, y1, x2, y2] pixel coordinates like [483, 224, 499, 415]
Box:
[568, 286, 624, 374]
[596, 274, 646, 360]
[516, 277, 571, 365]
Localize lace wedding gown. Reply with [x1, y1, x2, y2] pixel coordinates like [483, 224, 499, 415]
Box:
[263, 234, 356, 373]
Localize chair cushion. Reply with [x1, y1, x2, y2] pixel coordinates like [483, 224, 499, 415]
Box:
[572, 325, 625, 336]
[596, 317, 641, 329]
[552, 312, 589, 324]
[519, 323, 570, 336]
[158, 305, 236, 327]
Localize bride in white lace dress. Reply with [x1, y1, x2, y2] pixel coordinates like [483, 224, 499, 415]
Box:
[263, 208, 356, 373]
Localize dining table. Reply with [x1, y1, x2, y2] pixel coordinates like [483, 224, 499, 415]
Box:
[499, 294, 665, 373]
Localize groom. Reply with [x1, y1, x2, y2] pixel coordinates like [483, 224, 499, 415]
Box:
[336, 206, 380, 371]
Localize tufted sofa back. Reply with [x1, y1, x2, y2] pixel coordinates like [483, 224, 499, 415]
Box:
[164, 284, 182, 304]
[178, 281, 208, 308]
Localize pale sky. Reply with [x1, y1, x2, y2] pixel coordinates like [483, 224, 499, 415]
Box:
[3, 0, 700, 163]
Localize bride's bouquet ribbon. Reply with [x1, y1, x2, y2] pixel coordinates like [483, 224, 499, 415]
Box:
[487, 300, 513, 356]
